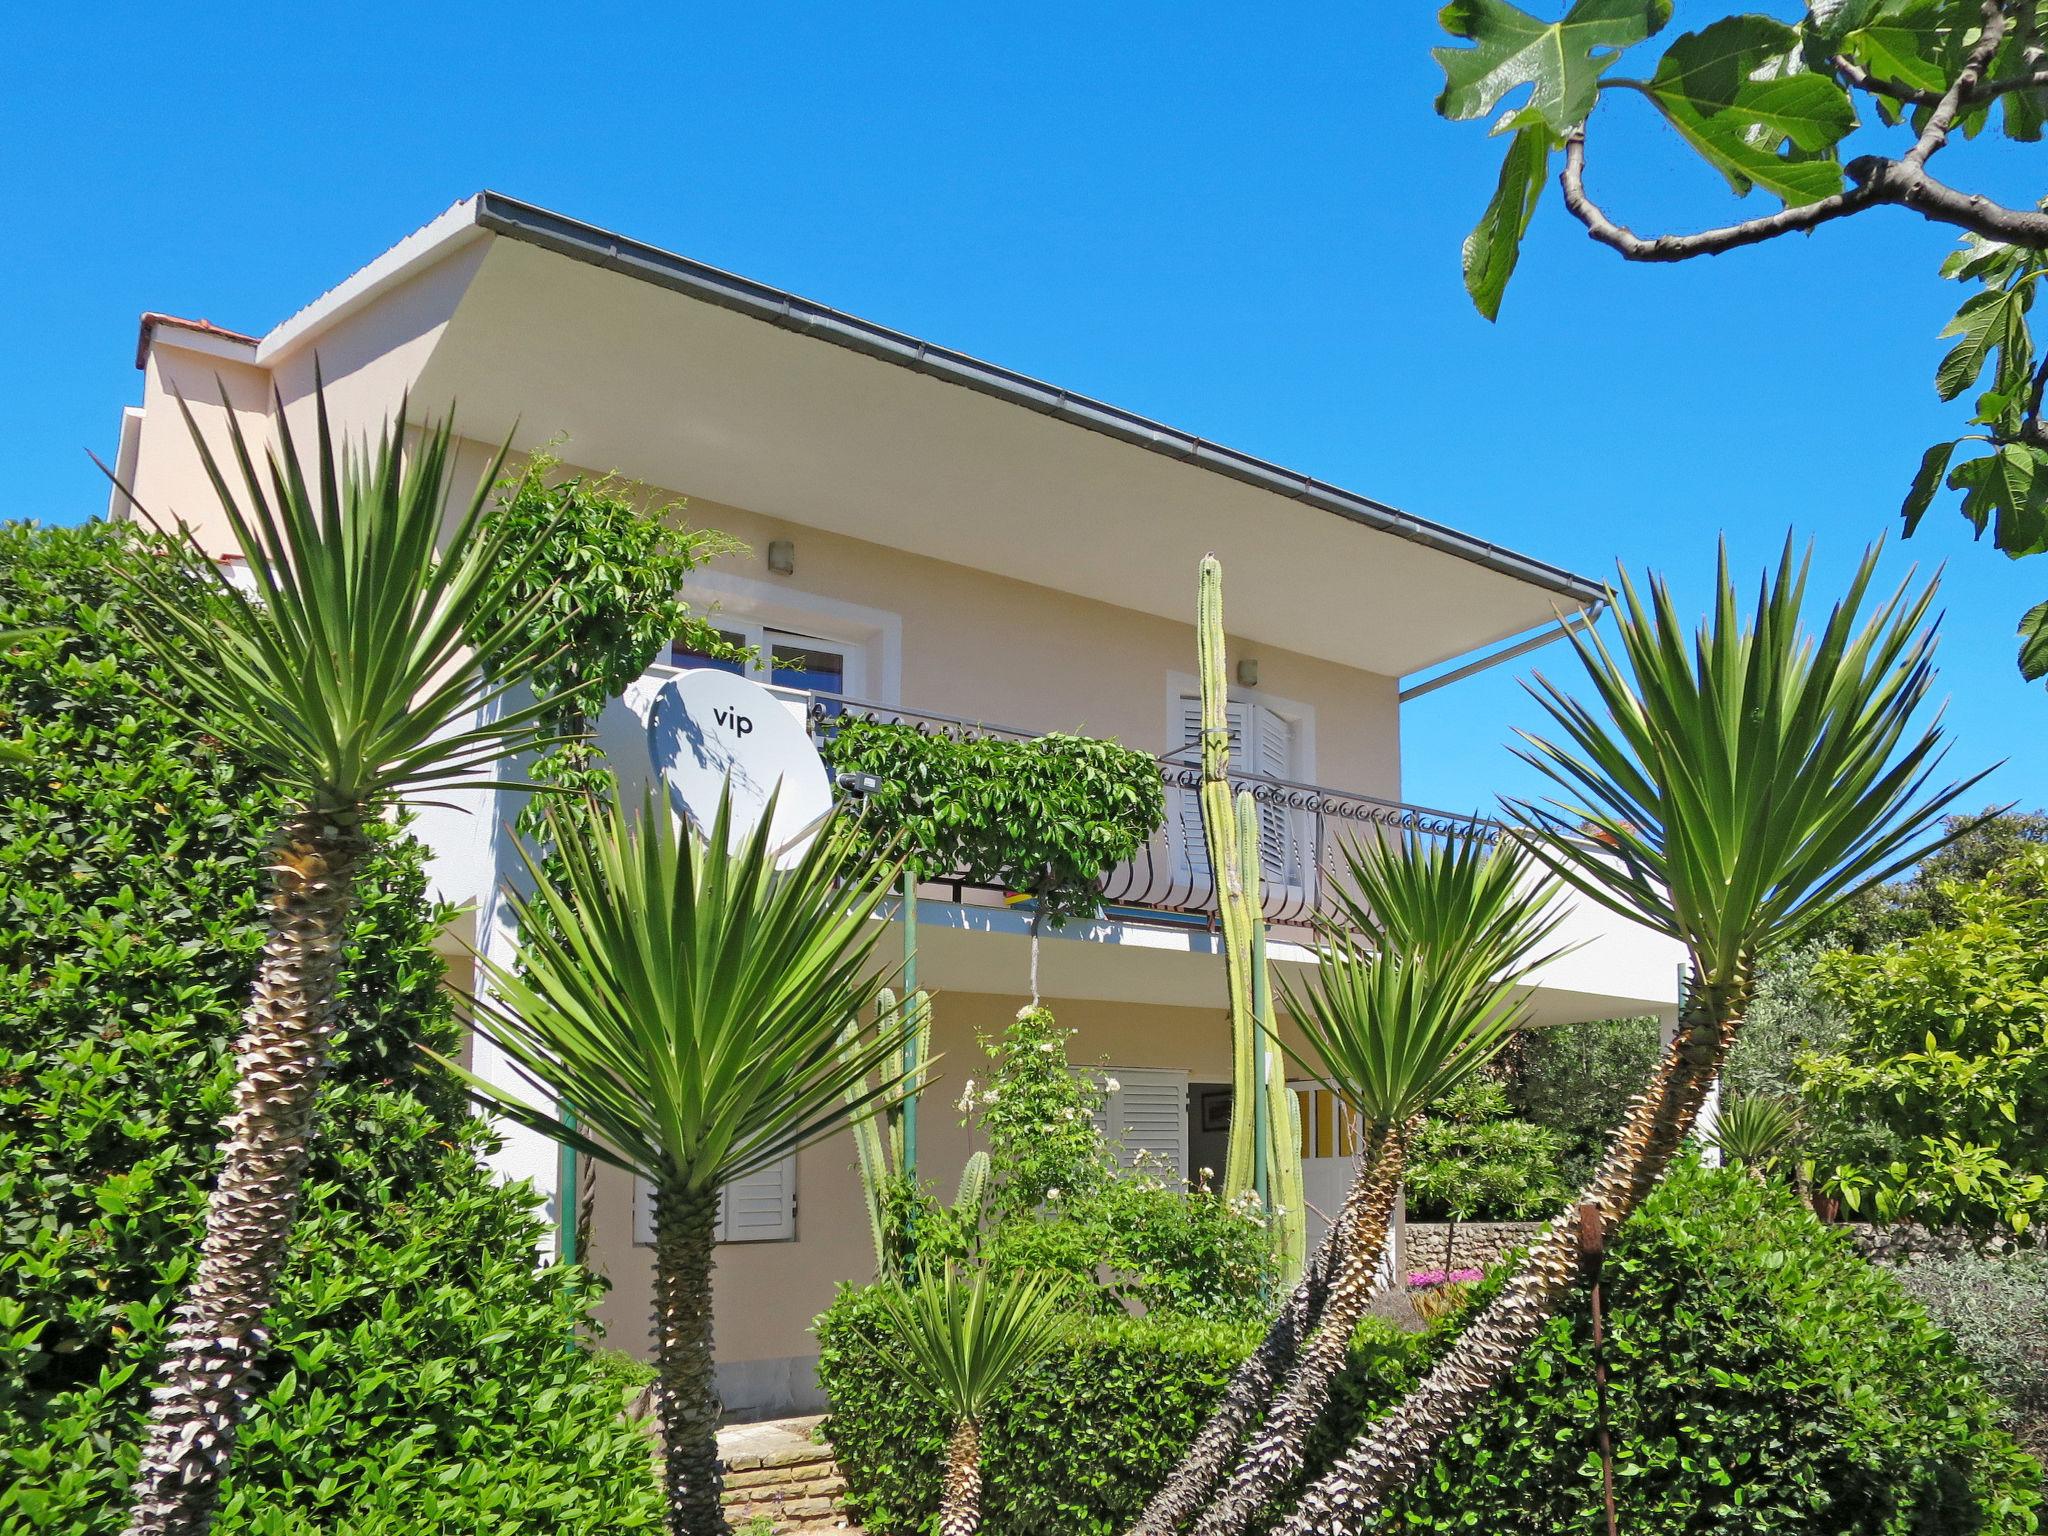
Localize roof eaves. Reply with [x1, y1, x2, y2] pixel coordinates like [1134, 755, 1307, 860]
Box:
[134, 313, 260, 370]
[469, 190, 1607, 609]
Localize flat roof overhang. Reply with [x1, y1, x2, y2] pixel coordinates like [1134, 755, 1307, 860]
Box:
[247, 193, 1604, 679]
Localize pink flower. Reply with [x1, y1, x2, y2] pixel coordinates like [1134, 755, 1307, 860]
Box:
[1406, 1267, 1481, 1289]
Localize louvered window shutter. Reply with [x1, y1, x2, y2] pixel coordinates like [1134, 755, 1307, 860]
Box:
[1251, 706, 1298, 884]
[633, 1153, 797, 1247]
[1177, 697, 1250, 879]
[719, 1155, 798, 1242]
[1089, 1068, 1189, 1180]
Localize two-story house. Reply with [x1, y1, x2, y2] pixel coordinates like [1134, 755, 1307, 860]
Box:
[110, 193, 1682, 1418]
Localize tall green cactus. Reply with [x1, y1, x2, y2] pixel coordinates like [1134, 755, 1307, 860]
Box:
[846, 985, 935, 1279]
[1199, 555, 1261, 1204]
[1240, 790, 1306, 1280]
[1197, 553, 1304, 1284]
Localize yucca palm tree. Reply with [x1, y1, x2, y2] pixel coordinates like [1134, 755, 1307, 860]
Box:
[115, 384, 569, 1536]
[1708, 1095, 1801, 1180]
[452, 785, 909, 1536]
[1270, 542, 1986, 1534]
[1170, 832, 1564, 1536]
[865, 1265, 1069, 1536]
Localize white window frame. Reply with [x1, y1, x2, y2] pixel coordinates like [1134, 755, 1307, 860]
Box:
[673, 570, 902, 704]
[1164, 672, 1317, 892]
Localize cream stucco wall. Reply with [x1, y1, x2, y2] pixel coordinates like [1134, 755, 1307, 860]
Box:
[582, 988, 1288, 1414]
[122, 335, 1403, 794]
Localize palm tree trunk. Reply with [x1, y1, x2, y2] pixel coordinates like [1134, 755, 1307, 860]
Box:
[940, 1416, 984, 1536]
[1188, 1125, 1407, 1536]
[652, 1183, 728, 1536]
[1268, 979, 1743, 1536]
[1125, 1170, 1356, 1536]
[124, 812, 368, 1536]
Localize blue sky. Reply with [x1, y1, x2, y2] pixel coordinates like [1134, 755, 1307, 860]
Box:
[7, 3, 2040, 818]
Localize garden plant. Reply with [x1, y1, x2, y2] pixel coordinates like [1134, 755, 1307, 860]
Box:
[1138, 831, 1565, 1536]
[108, 384, 572, 1536]
[447, 787, 909, 1536]
[0, 521, 658, 1534]
[1249, 543, 1986, 1531]
[862, 1265, 1068, 1536]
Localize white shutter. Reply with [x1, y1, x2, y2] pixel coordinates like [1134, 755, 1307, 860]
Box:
[719, 1155, 798, 1243]
[1177, 697, 1249, 879]
[1090, 1068, 1189, 1180]
[1177, 695, 1298, 888]
[632, 1154, 798, 1246]
[1251, 707, 1299, 885]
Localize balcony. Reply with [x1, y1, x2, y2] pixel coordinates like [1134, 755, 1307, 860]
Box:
[784, 688, 1499, 932]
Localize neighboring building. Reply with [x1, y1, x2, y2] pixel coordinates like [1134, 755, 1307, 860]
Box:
[112, 193, 1682, 1418]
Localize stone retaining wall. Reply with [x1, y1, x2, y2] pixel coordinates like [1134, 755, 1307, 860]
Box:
[1403, 1220, 1545, 1273]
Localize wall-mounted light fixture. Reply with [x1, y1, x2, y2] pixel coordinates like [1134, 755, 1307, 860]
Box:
[767, 539, 796, 576]
[1237, 657, 1260, 688]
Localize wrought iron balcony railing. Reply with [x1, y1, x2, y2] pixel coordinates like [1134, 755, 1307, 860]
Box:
[786, 688, 1500, 930]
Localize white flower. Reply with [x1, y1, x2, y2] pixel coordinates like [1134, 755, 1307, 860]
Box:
[1200, 1166, 1214, 1181]
[1046, 1187, 1061, 1201]
[981, 1088, 998, 1105]
[1104, 1077, 1121, 1094]
[1038, 1040, 1058, 1053]
[956, 1078, 977, 1112]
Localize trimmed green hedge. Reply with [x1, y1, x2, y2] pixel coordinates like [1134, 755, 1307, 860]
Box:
[817, 1293, 1432, 1536]
[819, 1161, 2043, 1535]
[0, 521, 660, 1533]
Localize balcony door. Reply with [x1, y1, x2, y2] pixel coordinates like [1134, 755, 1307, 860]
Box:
[1173, 693, 1304, 890]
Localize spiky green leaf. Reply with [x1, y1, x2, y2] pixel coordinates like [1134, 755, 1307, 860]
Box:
[1509, 541, 1987, 992]
[456, 782, 909, 1196]
[863, 1264, 1068, 1422]
[1280, 834, 1569, 1132]
[112, 375, 574, 812]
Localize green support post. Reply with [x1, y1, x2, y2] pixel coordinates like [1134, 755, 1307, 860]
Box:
[901, 870, 919, 1177]
[557, 1105, 578, 1267]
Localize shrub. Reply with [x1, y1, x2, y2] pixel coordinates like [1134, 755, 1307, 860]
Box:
[1404, 1076, 1572, 1222]
[816, 1285, 1428, 1536]
[960, 1006, 1275, 1321]
[1386, 1161, 2042, 1534]
[1510, 1015, 1661, 1184]
[819, 717, 1165, 927]
[1887, 1250, 2048, 1464]
[821, 1161, 2042, 1535]
[970, 1006, 1110, 1218]
[1804, 850, 2048, 1234]
[985, 1165, 1274, 1324]
[0, 521, 658, 1533]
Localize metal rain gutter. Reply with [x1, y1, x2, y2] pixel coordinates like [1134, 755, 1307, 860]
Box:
[468, 191, 1607, 611]
[1399, 605, 1605, 702]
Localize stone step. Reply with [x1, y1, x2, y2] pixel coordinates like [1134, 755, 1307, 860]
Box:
[716, 1413, 859, 1534]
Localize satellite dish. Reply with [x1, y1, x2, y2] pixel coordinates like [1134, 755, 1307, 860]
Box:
[646, 670, 835, 865]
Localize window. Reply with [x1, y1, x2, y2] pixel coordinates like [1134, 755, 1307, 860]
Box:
[765, 631, 846, 694]
[1174, 695, 1303, 886]
[670, 622, 856, 698]
[671, 627, 749, 674]
[633, 1153, 797, 1245]
[1088, 1067, 1189, 1180]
